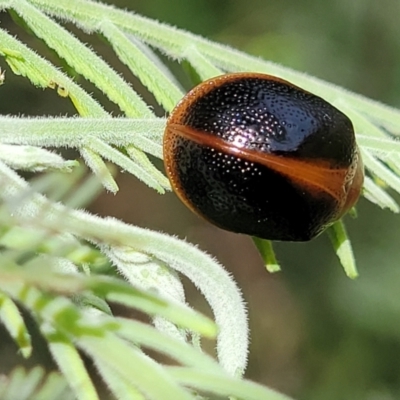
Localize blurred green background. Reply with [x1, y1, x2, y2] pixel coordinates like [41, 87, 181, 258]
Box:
[1, 0, 400, 399]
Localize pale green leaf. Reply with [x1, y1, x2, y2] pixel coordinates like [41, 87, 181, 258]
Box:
[0, 292, 32, 357]
[327, 220, 358, 279]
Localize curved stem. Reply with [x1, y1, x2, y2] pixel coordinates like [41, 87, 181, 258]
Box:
[0, 162, 249, 377]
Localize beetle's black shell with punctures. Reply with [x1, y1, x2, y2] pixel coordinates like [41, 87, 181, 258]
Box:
[164, 74, 359, 241]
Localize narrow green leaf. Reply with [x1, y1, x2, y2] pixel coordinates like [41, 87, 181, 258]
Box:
[0, 144, 77, 172]
[342, 108, 400, 178]
[116, 317, 221, 373]
[252, 237, 281, 273]
[62, 172, 105, 210]
[88, 277, 217, 338]
[44, 330, 99, 400]
[357, 135, 400, 154]
[84, 136, 165, 193]
[341, 106, 392, 140]
[126, 145, 171, 191]
[32, 371, 73, 400]
[79, 147, 118, 193]
[167, 366, 295, 400]
[80, 333, 194, 400]
[0, 291, 32, 357]
[184, 47, 223, 81]
[101, 21, 184, 112]
[327, 219, 358, 279]
[94, 361, 146, 400]
[363, 176, 399, 213]
[362, 149, 400, 196]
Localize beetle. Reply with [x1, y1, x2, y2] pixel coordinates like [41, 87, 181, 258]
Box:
[163, 73, 364, 241]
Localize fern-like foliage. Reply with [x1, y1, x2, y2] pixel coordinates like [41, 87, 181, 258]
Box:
[0, 0, 399, 399]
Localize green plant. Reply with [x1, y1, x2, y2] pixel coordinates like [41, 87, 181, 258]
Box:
[0, 0, 399, 399]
